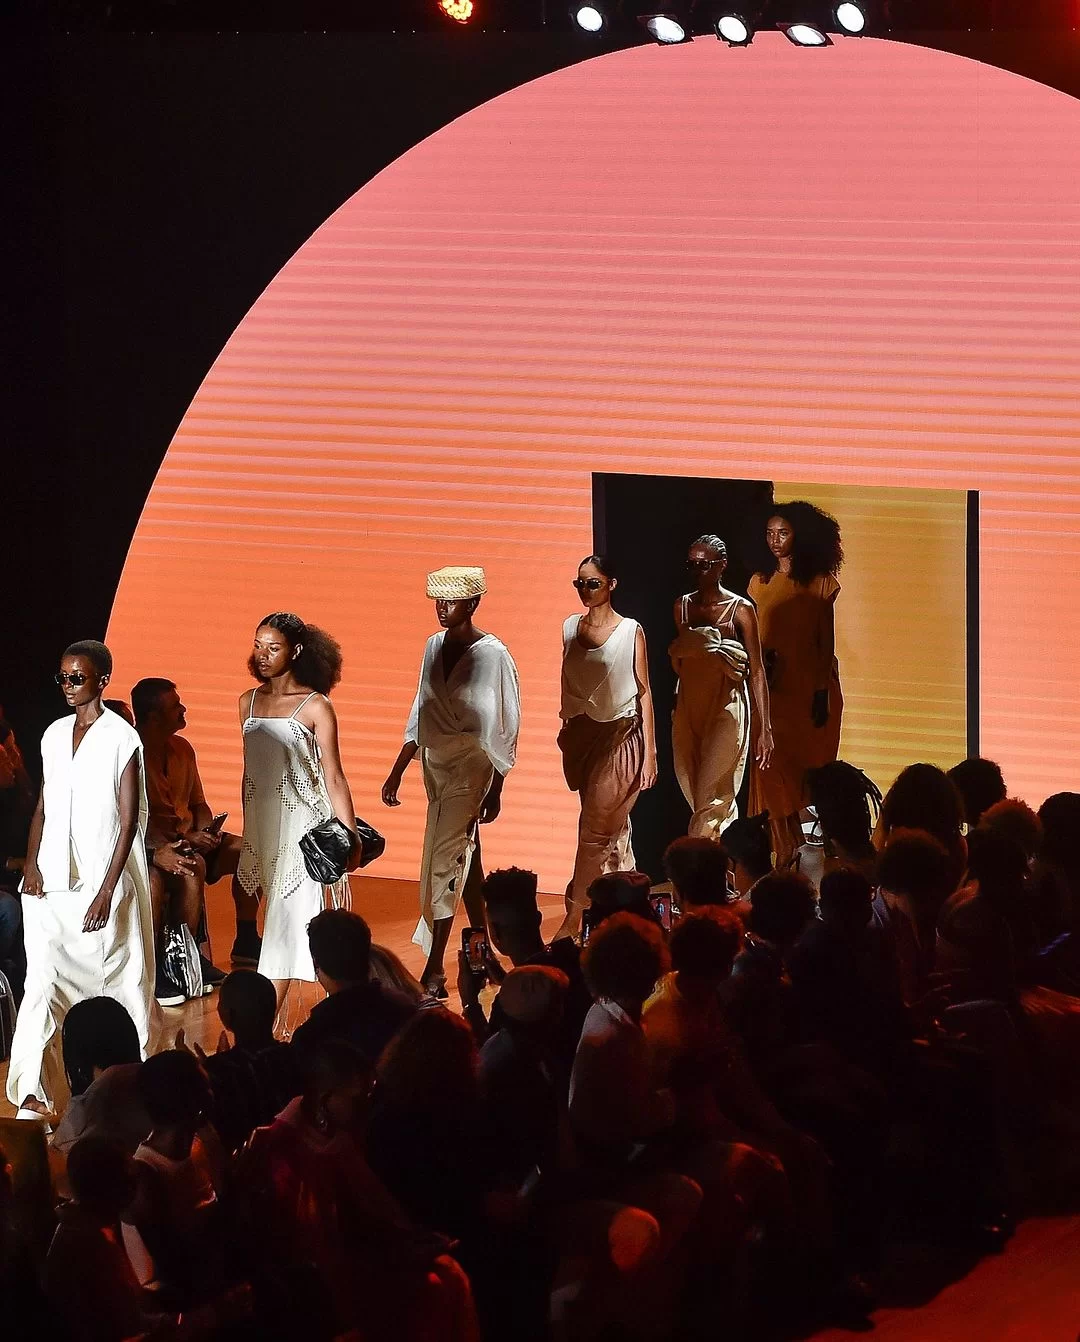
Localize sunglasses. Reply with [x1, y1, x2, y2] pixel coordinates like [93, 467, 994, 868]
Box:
[55, 671, 91, 687]
[573, 578, 605, 592]
[686, 558, 721, 570]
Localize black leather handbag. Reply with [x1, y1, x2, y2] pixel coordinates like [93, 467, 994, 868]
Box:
[299, 816, 386, 884]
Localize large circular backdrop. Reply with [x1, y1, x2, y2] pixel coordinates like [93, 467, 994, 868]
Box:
[110, 34, 1080, 891]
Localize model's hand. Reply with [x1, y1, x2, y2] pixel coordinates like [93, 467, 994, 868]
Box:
[83, 887, 114, 933]
[754, 725, 774, 771]
[346, 830, 363, 873]
[811, 689, 830, 729]
[185, 828, 220, 855]
[478, 790, 502, 825]
[381, 773, 402, 807]
[22, 862, 45, 897]
[154, 840, 198, 877]
[641, 754, 658, 791]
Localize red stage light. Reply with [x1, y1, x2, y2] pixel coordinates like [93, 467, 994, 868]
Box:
[438, 0, 475, 21]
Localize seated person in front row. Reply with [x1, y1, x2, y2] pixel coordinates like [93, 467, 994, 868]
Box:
[132, 678, 257, 1005]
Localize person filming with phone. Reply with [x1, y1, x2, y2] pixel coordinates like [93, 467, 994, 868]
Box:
[132, 678, 242, 1005]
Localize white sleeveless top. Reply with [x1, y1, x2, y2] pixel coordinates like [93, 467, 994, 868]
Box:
[561, 615, 640, 724]
[236, 690, 335, 902]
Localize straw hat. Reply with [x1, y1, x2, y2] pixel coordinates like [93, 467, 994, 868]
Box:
[426, 566, 487, 600]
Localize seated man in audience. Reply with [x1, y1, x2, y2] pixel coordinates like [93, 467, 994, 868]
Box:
[482, 867, 591, 1067]
[197, 970, 302, 1154]
[662, 836, 736, 911]
[872, 828, 954, 1006]
[52, 998, 151, 1158]
[788, 868, 910, 1075]
[479, 965, 571, 1185]
[122, 1050, 229, 1309]
[291, 908, 417, 1065]
[947, 756, 1007, 830]
[132, 678, 247, 1003]
[807, 762, 881, 881]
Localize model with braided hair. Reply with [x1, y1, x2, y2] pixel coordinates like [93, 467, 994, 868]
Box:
[669, 535, 773, 840]
[236, 613, 359, 1019]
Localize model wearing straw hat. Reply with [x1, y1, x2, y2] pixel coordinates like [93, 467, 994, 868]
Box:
[381, 567, 521, 997]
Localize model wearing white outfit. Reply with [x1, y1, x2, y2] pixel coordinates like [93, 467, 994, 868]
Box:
[7, 709, 158, 1109]
[558, 615, 645, 909]
[236, 690, 345, 982]
[407, 632, 520, 953]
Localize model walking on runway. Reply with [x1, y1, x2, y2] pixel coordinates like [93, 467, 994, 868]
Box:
[8, 640, 158, 1111]
[748, 502, 843, 867]
[670, 536, 773, 841]
[236, 613, 359, 1017]
[382, 567, 520, 998]
[558, 555, 656, 934]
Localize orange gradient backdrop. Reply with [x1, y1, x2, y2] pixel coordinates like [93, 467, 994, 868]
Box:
[108, 35, 1080, 895]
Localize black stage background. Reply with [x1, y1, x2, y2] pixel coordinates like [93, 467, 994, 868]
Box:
[6, 28, 1080, 769]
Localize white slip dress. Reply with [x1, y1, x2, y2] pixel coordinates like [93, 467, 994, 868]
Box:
[236, 691, 346, 982]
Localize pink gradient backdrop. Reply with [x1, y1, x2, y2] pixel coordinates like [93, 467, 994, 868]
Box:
[109, 35, 1080, 893]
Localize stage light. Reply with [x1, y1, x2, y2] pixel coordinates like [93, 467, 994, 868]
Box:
[715, 11, 753, 44]
[834, 2, 866, 32]
[437, 0, 474, 21]
[781, 21, 831, 45]
[642, 12, 688, 42]
[572, 3, 607, 31]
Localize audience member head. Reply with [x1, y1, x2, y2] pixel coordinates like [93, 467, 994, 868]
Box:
[248, 612, 342, 695]
[308, 909, 372, 991]
[217, 970, 277, 1049]
[302, 1039, 372, 1138]
[808, 761, 882, 860]
[130, 677, 185, 736]
[669, 907, 742, 988]
[748, 871, 817, 948]
[66, 1137, 136, 1223]
[663, 837, 731, 908]
[138, 1051, 211, 1141]
[876, 828, 954, 934]
[880, 764, 964, 851]
[1038, 793, 1080, 875]
[721, 813, 773, 893]
[376, 1009, 479, 1111]
[497, 966, 569, 1041]
[587, 870, 655, 928]
[818, 867, 874, 937]
[980, 798, 1042, 863]
[484, 867, 544, 964]
[368, 944, 426, 1004]
[947, 757, 1007, 828]
[102, 699, 135, 726]
[581, 912, 669, 1017]
[62, 997, 141, 1098]
[966, 825, 1029, 911]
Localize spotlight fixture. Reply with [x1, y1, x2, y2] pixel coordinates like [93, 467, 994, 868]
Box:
[437, 0, 474, 21]
[780, 21, 831, 44]
[834, 1, 867, 32]
[715, 11, 753, 44]
[641, 11, 689, 42]
[572, 3, 607, 31]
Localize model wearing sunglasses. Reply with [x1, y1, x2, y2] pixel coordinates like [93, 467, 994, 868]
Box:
[554, 555, 658, 940]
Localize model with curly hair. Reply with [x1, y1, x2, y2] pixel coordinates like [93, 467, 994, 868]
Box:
[236, 613, 359, 1017]
[748, 502, 844, 866]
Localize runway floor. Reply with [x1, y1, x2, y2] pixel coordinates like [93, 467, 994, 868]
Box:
[4, 873, 1080, 1340]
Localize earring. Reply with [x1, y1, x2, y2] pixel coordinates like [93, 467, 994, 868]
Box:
[314, 1103, 330, 1134]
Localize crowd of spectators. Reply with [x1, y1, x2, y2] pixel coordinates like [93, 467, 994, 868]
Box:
[4, 732, 1080, 1341]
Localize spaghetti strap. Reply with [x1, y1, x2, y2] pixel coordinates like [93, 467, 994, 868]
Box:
[289, 692, 318, 720]
[247, 689, 258, 720]
[680, 595, 690, 628]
